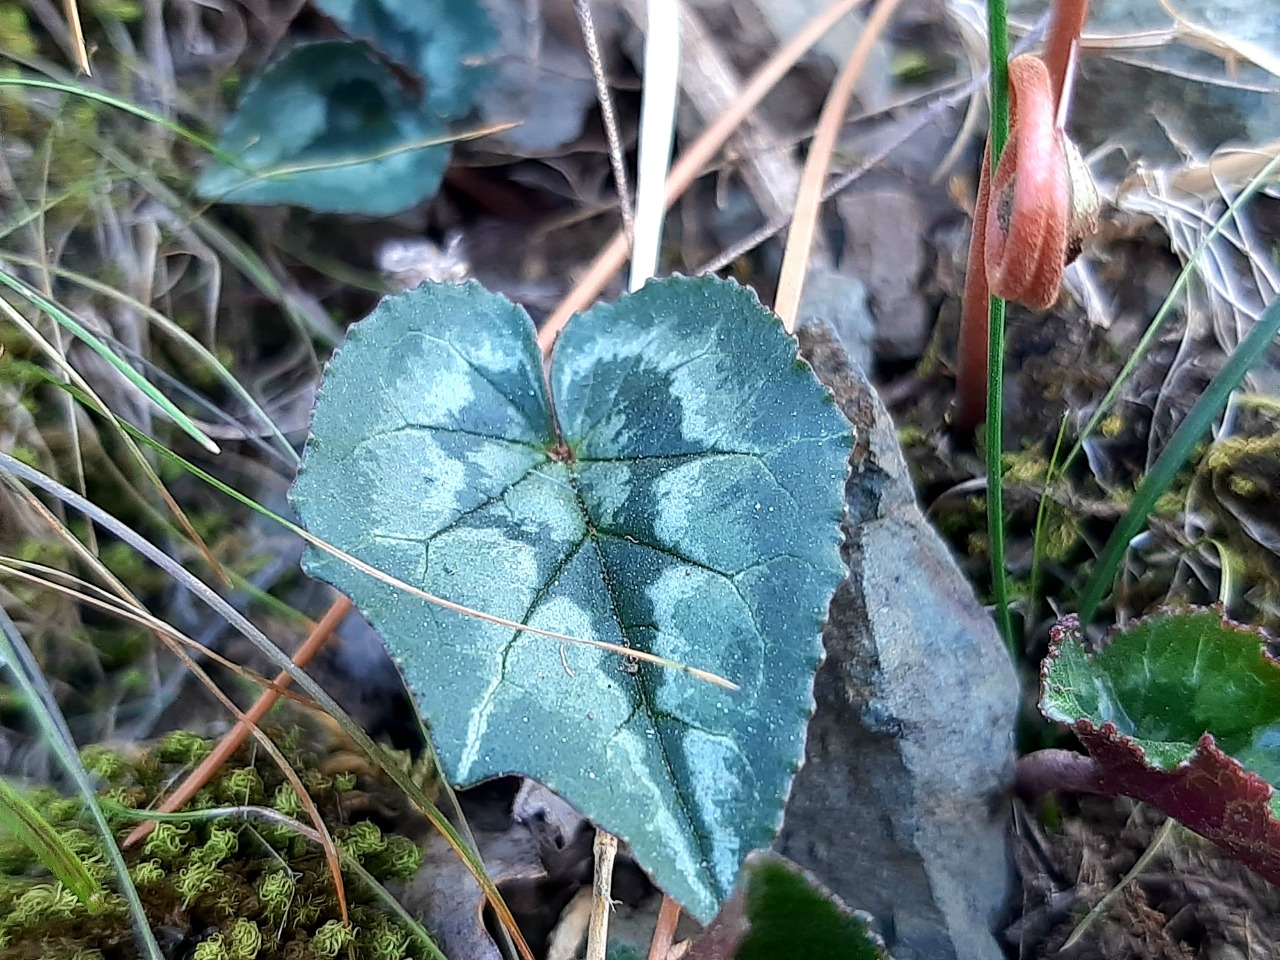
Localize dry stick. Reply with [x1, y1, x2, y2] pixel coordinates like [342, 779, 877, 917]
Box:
[586, 831, 620, 960]
[646, 895, 683, 960]
[536, 0, 872, 353]
[61, 0, 91, 74]
[123, 608, 352, 920]
[668, 1, 807, 231]
[773, 0, 907, 331]
[574, 0, 635, 242]
[122, 596, 354, 849]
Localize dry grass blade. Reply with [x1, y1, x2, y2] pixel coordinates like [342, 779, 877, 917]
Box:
[0, 558, 313, 710]
[0, 555, 350, 919]
[698, 77, 978, 276]
[0, 295, 231, 585]
[0, 251, 297, 464]
[1060, 817, 1178, 950]
[774, 0, 907, 330]
[123, 596, 354, 849]
[138, 437, 739, 688]
[155, 642, 351, 922]
[60, 0, 91, 75]
[536, 0, 872, 351]
[1158, 0, 1280, 77]
[575, 0, 635, 240]
[627, 0, 680, 291]
[0, 450, 536, 960]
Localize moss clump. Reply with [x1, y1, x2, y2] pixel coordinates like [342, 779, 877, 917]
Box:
[0, 730, 426, 959]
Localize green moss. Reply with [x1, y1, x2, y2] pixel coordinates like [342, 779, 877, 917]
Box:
[0, 733, 428, 960]
[87, 0, 143, 22]
[0, 6, 36, 57]
[1037, 500, 1083, 563]
[1001, 444, 1050, 485]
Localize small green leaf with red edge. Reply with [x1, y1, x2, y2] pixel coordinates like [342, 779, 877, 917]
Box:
[1040, 606, 1280, 885]
[684, 852, 889, 960]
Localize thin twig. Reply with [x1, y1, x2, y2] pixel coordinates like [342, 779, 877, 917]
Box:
[774, 0, 906, 331]
[574, 0, 635, 242]
[647, 894, 682, 960]
[585, 830, 620, 960]
[122, 596, 354, 848]
[536, 0, 871, 352]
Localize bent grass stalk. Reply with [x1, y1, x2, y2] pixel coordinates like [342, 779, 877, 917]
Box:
[1077, 290, 1280, 622]
[0, 606, 164, 960]
[0, 450, 538, 960]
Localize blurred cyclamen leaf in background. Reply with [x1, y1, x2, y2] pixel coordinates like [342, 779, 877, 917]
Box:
[198, 0, 496, 215]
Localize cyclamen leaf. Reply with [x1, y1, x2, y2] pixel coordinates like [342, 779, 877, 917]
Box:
[1040, 607, 1280, 885]
[196, 42, 449, 215]
[314, 0, 496, 119]
[291, 277, 851, 920]
[685, 852, 889, 960]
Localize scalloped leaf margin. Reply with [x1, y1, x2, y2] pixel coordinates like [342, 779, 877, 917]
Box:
[291, 276, 852, 921]
[1040, 607, 1280, 884]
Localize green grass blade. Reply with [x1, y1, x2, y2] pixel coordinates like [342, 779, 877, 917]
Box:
[1028, 411, 1072, 629]
[0, 265, 220, 453]
[0, 75, 240, 167]
[0, 774, 102, 903]
[0, 252, 296, 464]
[1061, 151, 1280, 476]
[0, 607, 164, 960]
[985, 0, 1014, 650]
[1078, 291, 1280, 622]
[0, 453, 529, 958]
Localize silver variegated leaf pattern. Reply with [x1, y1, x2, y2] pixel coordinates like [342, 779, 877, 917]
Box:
[291, 276, 851, 920]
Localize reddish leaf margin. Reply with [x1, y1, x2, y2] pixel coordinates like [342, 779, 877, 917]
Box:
[1028, 610, 1280, 886]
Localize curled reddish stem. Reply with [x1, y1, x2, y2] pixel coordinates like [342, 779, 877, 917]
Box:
[985, 56, 1072, 311]
[955, 0, 1096, 432]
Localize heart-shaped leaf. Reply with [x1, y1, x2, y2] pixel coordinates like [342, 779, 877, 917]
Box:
[1040, 607, 1280, 884]
[315, 0, 496, 119]
[196, 42, 449, 215]
[291, 277, 851, 920]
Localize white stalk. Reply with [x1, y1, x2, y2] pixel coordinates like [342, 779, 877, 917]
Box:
[629, 0, 681, 292]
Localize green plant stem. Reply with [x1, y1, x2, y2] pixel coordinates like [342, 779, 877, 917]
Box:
[1078, 291, 1280, 622]
[1028, 412, 1072, 628]
[985, 0, 1014, 650]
